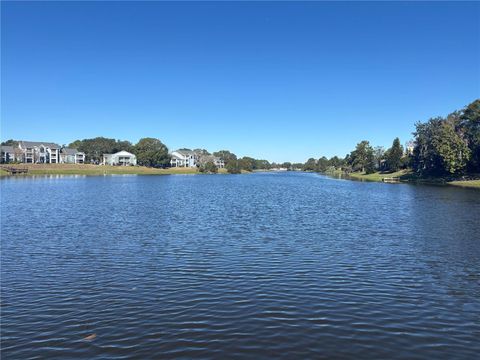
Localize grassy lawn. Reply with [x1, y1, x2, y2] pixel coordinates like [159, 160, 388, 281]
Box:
[447, 180, 480, 189]
[347, 169, 410, 182]
[346, 169, 480, 189]
[0, 164, 231, 177]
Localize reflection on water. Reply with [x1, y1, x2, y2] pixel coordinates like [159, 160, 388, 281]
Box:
[1, 172, 480, 359]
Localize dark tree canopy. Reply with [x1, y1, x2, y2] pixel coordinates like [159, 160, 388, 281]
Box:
[1, 139, 19, 146]
[317, 156, 329, 172]
[329, 156, 342, 169]
[303, 158, 317, 171]
[386, 138, 403, 172]
[134, 138, 170, 168]
[348, 140, 375, 173]
[413, 117, 470, 175]
[238, 156, 256, 171]
[254, 159, 271, 170]
[459, 99, 480, 171]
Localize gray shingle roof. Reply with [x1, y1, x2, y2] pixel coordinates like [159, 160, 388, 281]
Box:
[61, 148, 80, 155]
[1, 146, 15, 153]
[175, 149, 195, 156]
[20, 141, 61, 149]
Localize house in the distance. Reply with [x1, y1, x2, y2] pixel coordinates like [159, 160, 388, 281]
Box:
[1, 146, 17, 163]
[170, 149, 225, 168]
[170, 149, 198, 167]
[102, 150, 137, 166]
[198, 154, 225, 168]
[405, 141, 415, 156]
[18, 141, 61, 163]
[60, 148, 86, 164]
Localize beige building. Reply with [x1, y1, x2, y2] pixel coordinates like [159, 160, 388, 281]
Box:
[170, 149, 224, 168]
[60, 148, 86, 164]
[18, 141, 61, 163]
[1, 146, 17, 163]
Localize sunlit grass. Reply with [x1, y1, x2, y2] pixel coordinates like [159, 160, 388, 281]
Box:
[0, 163, 224, 176]
[448, 180, 480, 189]
[347, 169, 410, 182]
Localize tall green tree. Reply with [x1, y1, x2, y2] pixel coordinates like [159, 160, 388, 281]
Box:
[364, 149, 376, 174]
[413, 118, 470, 174]
[117, 140, 134, 153]
[349, 140, 375, 173]
[329, 156, 342, 169]
[238, 156, 256, 171]
[1, 139, 19, 146]
[458, 99, 480, 171]
[317, 156, 329, 172]
[134, 138, 170, 167]
[434, 122, 470, 174]
[386, 138, 403, 172]
[303, 158, 317, 171]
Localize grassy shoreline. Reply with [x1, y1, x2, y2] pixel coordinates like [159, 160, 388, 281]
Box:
[347, 169, 410, 182]
[447, 180, 480, 189]
[0, 164, 231, 177]
[2, 165, 479, 188]
[342, 169, 480, 189]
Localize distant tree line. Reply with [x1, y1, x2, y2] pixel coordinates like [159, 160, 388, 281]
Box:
[1, 135, 279, 173]
[6, 99, 476, 176]
[1, 139, 19, 147]
[303, 99, 480, 177]
[68, 137, 170, 167]
[67, 138, 277, 173]
[211, 150, 276, 174]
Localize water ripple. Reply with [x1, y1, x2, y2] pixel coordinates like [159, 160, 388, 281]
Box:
[1, 173, 480, 359]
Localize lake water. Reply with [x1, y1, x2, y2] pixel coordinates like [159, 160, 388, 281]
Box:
[1, 172, 480, 359]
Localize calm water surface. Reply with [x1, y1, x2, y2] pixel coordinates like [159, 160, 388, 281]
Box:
[1, 172, 480, 359]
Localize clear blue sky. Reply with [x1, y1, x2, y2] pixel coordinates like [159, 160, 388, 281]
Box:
[2, 1, 479, 163]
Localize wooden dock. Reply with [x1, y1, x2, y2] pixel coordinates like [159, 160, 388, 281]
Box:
[382, 177, 400, 183]
[0, 165, 29, 175]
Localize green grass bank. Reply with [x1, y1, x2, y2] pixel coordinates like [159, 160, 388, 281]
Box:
[0, 164, 231, 177]
[345, 169, 480, 189]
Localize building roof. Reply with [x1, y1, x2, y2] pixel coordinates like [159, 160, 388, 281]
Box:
[174, 149, 196, 156]
[61, 148, 81, 155]
[103, 150, 136, 157]
[1, 145, 15, 153]
[19, 141, 61, 149]
[171, 153, 184, 160]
